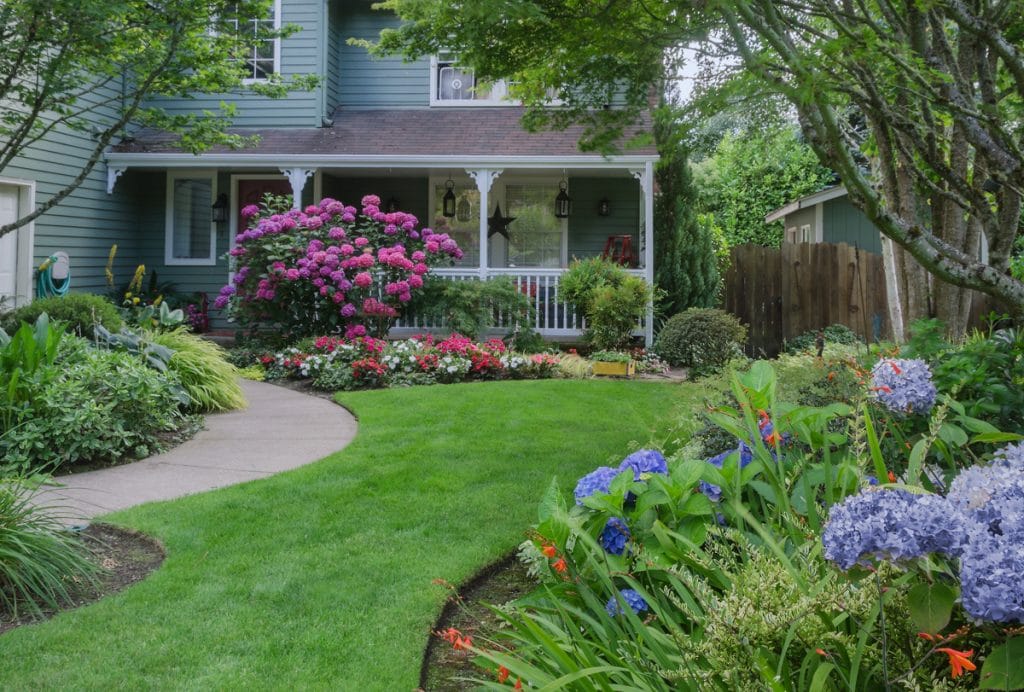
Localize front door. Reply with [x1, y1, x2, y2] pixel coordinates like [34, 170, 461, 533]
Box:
[236, 178, 293, 232]
[0, 185, 20, 309]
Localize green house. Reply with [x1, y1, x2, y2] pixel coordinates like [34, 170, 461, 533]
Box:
[765, 185, 884, 254]
[1, 0, 658, 342]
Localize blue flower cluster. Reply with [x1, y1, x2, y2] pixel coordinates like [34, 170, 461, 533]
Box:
[573, 466, 620, 505]
[618, 449, 668, 480]
[697, 443, 754, 502]
[822, 490, 965, 569]
[605, 588, 648, 616]
[600, 517, 631, 555]
[823, 442, 1024, 623]
[870, 358, 937, 415]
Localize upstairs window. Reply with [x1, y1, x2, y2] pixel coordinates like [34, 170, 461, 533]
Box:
[225, 0, 281, 82]
[431, 53, 509, 106]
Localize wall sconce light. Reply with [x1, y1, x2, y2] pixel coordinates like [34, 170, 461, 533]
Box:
[211, 192, 229, 223]
[442, 179, 457, 218]
[385, 196, 400, 213]
[554, 179, 572, 218]
[597, 196, 611, 217]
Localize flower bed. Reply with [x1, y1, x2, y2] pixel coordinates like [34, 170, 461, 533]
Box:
[261, 333, 560, 391]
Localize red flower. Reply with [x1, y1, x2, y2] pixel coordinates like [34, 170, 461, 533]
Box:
[438, 627, 461, 645]
[541, 544, 557, 558]
[552, 558, 567, 573]
[454, 635, 473, 651]
[935, 648, 975, 679]
[887, 470, 897, 483]
[496, 665, 510, 683]
[514, 679, 522, 690]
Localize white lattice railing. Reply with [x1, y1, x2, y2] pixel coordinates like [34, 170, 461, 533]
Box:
[393, 267, 647, 337]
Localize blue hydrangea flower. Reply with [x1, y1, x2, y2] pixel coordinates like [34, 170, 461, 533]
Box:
[618, 449, 668, 480]
[573, 466, 620, 505]
[605, 588, 648, 616]
[947, 443, 1024, 533]
[600, 517, 630, 555]
[959, 523, 1024, 623]
[870, 358, 937, 415]
[822, 489, 964, 569]
[696, 443, 753, 502]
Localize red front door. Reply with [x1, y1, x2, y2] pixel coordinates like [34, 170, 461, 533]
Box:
[236, 179, 293, 232]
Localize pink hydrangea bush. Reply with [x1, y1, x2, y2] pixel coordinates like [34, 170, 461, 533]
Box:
[217, 195, 462, 338]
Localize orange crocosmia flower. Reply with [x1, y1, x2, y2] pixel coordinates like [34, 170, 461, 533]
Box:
[454, 635, 473, 651]
[888, 470, 897, 483]
[815, 648, 827, 656]
[552, 558, 568, 573]
[439, 627, 462, 644]
[496, 665, 510, 683]
[541, 544, 557, 558]
[935, 648, 976, 679]
[514, 679, 523, 690]
[889, 361, 903, 374]
[917, 632, 935, 641]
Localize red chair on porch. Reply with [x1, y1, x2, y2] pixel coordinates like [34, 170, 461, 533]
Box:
[601, 235, 634, 266]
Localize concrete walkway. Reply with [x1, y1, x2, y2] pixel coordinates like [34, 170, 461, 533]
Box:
[36, 379, 358, 525]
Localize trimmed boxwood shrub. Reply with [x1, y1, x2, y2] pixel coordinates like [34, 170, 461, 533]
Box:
[653, 308, 747, 374]
[1, 294, 123, 339]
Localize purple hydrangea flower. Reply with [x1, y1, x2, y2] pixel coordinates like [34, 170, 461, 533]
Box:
[870, 358, 937, 415]
[573, 466, 620, 506]
[947, 442, 1024, 533]
[959, 522, 1024, 623]
[605, 588, 648, 616]
[618, 449, 668, 480]
[697, 442, 754, 502]
[599, 517, 630, 555]
[822, 489, 964, 570]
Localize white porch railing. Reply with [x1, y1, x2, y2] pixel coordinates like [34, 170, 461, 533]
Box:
[393, 267, 648, 338]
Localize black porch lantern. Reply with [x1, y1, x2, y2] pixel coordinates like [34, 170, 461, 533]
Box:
[211, 192, 229, 223]
[442, 179, 457, 218]
[597, 196, 611, 217]
[554, 179, 572, 218]
[385, 196, 400, 213]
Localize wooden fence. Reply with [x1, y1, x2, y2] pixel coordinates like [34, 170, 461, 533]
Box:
[723, 242, 890, 357]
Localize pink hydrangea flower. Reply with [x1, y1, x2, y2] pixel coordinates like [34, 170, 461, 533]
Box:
[354, 272, 373, 288]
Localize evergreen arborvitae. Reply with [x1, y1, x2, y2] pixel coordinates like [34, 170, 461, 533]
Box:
[654, 110, 719, 318]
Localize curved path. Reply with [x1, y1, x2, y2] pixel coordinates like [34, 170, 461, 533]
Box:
[36, 379, 358, 525]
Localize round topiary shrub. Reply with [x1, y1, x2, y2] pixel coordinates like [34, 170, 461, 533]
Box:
[653, 308, 747, 373]
[1, 294, 123, 339]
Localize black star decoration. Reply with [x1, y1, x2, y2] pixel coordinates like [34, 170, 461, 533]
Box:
[487, 203, 516, 240]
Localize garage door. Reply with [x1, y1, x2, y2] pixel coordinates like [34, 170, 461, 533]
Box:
[0, 185, 19, 307]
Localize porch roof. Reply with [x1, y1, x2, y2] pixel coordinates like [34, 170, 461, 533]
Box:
[110, 107, 657, 159]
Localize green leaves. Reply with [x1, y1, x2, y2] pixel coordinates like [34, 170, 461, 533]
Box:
[906, 582, 957, 635]
[980, 638, 1024, 690]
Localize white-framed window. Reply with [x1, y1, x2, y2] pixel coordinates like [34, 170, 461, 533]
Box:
[799, 224, 812, 243]
[166, 171, 217, 266]
[430, 181, 481, 267]
[225, 0, 281, 82]
[430, 53, 510, 106]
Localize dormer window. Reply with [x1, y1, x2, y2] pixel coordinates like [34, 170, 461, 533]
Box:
[430, 53, 510, 106]
[225, 0, 281, 82]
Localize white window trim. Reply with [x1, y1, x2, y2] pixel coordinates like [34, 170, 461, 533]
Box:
[0, 176, 36, 308]
[166, 170, 218, 266]
[427, 175, 569, 267]
[240, 0, 282, 85]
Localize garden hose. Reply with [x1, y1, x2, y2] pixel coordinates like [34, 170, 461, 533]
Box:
[36, 254, 71, 298]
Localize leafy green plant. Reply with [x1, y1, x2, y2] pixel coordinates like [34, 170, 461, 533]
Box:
[653, 308, 747, 375]
[589, 350, 631, 363]
[92, 325, 176, 374]
[0, 478, 98, 618]
[414, 277, 533, 340]
[784, 323, 863, 354]
[0, 314, 65, 431]
[559, 257, 629, 316]
[147, 328, 246, 412]
[585, 276, 652, 350]
[0, 295, 122, 340]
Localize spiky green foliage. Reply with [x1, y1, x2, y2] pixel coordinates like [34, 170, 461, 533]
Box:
[147, 329, 245, 412]
[0, 480, 97, 618]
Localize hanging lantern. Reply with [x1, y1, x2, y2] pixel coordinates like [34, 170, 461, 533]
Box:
[211, 193, 229, 223]
[456, 197, 471, 222]
[442, 179, 457, 218]
[385, 196, 400, 213]
[554, 179, 572, 218]
[597, 196, 611, 217]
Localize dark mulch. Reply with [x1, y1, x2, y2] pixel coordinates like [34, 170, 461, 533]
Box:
[420, 554, 534, 691]
[0, 523, 165, 636]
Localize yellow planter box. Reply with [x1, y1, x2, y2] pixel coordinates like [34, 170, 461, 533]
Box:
[592, 360, 635, 377]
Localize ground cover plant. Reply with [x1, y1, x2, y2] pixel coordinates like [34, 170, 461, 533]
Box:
[449, 350, 1024, 689]
[0, 380, 693, 688]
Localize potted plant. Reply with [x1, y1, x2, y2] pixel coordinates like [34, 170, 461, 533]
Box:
[590, 350, 635, 377]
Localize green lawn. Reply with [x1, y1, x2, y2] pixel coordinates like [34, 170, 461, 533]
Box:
[0, 380, 701, 688]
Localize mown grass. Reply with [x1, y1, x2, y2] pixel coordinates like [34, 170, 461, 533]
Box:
[0, 379, 702, 688]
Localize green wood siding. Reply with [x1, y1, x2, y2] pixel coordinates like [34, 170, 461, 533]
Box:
[823, 198, 882, 253]
[4, 85, 144, 296]
[326, 0, 344, 113]
[337, 1, 430, 109]
[142, 0, 324, 128]
[567, 177, 640, 262]
[782, 207, 815, 235]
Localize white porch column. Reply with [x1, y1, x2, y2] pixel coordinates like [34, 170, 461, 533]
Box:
[632, 163, 656, 346]
[280, 168, 314, 210]
[466, 168, 502, 279]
